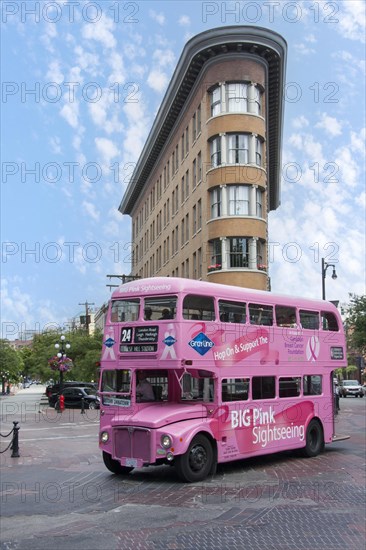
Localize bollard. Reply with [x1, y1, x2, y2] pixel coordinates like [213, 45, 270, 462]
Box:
[11, 421, 20, 457]
[81, 397, 85, 414]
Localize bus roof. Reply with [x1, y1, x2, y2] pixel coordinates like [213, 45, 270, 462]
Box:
[112, 277, 338, 312]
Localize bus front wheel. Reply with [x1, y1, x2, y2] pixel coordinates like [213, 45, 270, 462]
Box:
[175, 435, 213, 483]
[102, 451, 134, 475]
[301, 419, 324, 457]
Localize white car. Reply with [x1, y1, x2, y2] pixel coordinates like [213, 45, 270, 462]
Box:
[339, 380, 364, 398]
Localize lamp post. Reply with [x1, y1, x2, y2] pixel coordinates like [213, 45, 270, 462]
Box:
[54, 335, 71, 394]
[321, 257, 337, 300]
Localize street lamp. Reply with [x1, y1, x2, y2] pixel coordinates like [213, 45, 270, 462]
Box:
[54, 335, 71, 394]
[321, 258, 337, 300]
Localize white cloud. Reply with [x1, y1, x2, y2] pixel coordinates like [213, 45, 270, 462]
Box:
[146, 49, 175, 93]
[315, 113, 343, 137]
[292, 115, 309, 129]
[149, 10, 165, 25]
[82, 14, 116, 49]
[294, 43, 316, 55]
[334, 145, 360, 188]
[305, 34, 316, 43]
[107, 51, 126, 84]
[152, 49, 175, 67]
[121, 101, 150, 168]
[60, 102, 79, 128]
[178, 15, 191, 26]
[147, 68, 169, 93]
[49, 136, 62, 154]
[350, 128, 366, 155]
[74, 46, 100, 76]
[337, 0, 366, 43]
[46, 60, 64, 83]
[82, 201, 100, 222]
[1, 278, 34, 327]
[88, 90, 124, 134]
[95, 137, 119, 167]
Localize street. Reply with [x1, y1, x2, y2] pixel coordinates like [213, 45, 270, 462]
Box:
[1, 386, 365, 550]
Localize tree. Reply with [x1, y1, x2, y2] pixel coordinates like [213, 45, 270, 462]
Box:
[0, 340, 23, 391]
[24, 329, 103, 383]
[342, 294, 366, 356]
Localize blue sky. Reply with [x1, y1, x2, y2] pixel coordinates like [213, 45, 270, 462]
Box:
[1, 0, 365, 339]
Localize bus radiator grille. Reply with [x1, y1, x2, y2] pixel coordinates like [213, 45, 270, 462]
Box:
[113, 427, 151, 462]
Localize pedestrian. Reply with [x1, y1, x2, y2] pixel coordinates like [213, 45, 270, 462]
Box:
[334, 383, 340, 413]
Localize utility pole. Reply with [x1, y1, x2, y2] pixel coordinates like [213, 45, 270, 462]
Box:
[106, 274, 141, 291]
[79, 301, 95, 333]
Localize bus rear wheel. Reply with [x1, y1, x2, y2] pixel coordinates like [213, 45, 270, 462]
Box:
[102, 451, 134, 475]
[301, 419, 324, 457]
[175, 435, 213, 483]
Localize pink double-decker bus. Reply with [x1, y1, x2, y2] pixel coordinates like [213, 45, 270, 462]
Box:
[99, 277, 346, 482]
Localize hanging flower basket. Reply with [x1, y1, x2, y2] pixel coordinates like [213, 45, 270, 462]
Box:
[48, 355, 73, 372]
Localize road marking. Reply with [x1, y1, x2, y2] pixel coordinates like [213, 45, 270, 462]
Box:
[19, 434, 97, 441]
[20, 430, 98, 433]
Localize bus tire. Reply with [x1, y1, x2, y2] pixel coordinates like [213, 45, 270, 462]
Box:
[102, 451, 134, 475]
[175, 434, 213, 483]
[301, 419, 324, 458]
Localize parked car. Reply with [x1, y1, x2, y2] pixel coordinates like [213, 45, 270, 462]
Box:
[339, 380, 364, 398]
[52, 386, 100, 409]
[46, 381, 97, 404]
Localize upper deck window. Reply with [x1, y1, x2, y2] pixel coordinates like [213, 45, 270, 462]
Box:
[219, 300, 246, 323]
[111, 299, 140, 322]
[300, 310, 319, 330]
[275, 305, 297, 327]
[321, 311, 339, 331]
[249, 303, 273, 326]
[183, 294, 215, 321]
[144, 296, 177, 320]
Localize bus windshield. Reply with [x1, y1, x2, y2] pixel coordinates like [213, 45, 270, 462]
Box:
[101, 369, 131, 394]
[100, 368, 215, 403]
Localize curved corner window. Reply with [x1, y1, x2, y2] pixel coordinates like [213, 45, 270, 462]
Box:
[210, 137, 221, 167]
[229, 237, 249, 268]
[227, 134, 249, 164]
[210, 187, 222, 218]
[256, 139, 262, 166]
[210, 86, 221, 116]
[228, 185, 249, 216]
[256, 189, 263, 217]
[227, 82, 248, 113]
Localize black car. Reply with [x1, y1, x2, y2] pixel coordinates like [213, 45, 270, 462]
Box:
[50, 387, 100, 409]
[46, 381, 97, 403]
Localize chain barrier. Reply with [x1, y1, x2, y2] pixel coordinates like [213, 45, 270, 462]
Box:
[0, 421, 20, 456]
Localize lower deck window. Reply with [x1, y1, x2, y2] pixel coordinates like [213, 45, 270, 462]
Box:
[222, 378, 249, 401]
[303, 375, 322, 395]
[279, 377, 301, 398]
[252, 376, 275, 400]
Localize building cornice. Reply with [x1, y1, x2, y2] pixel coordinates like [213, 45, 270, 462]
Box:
[119, 26, 287, 215]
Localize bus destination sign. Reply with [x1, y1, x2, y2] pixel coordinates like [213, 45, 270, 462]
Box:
[120, 325, 159, 352]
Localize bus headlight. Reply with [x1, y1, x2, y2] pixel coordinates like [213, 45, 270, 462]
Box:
[161, 434, 172, 448]
[100, 431, 109, 443]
